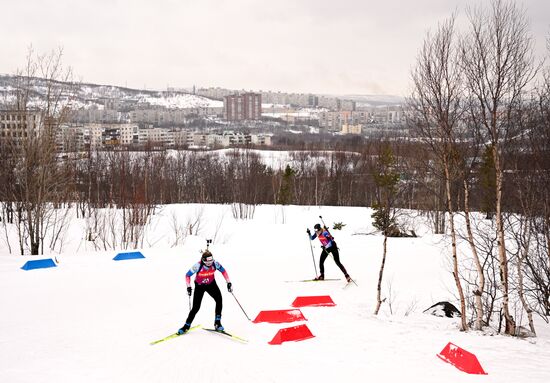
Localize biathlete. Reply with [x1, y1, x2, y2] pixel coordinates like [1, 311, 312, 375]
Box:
[307, 223, 352, 282]
[178, 250, 232, 334]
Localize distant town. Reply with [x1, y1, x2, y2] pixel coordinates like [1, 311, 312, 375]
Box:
[0, 75, 406, 151]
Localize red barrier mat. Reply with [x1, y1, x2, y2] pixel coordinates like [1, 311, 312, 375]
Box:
[437, 342, 487, 375]
[268, 324, 315, 345]
[291, 295, 335, 307]
[252, 309, 307, 323]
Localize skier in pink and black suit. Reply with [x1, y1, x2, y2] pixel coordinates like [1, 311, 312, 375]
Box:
[307, 223, 351, 282]
[177, 250, 232, 334]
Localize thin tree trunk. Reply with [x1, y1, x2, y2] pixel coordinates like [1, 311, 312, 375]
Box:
[464, 181, 485, 330]
[445, 162, 468, 331]
[374, 234, 388, 315]
[494, 149, 515, 335]
[517, 220, 536, 335]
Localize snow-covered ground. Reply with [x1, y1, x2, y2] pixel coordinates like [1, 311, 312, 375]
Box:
[164, 148, 360, 170]
[1, 204, 549, 382]
[137, 93, 223, 109]
[262, 107, 327, 121]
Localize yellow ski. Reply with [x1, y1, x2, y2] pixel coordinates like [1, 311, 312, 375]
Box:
[150, 325, 202, 345]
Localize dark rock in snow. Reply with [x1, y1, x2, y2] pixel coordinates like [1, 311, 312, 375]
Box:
[516, 326, 536, 338]
[423, 301, 461, 318]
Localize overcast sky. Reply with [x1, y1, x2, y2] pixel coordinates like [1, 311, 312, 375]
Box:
[1, 0, 549, 96]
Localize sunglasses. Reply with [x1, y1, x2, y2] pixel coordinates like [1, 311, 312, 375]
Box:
[203, 257, 214, 265]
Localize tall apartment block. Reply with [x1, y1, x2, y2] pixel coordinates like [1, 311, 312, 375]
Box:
[0, 110, 41, 144]
[223, 93, 262, 121]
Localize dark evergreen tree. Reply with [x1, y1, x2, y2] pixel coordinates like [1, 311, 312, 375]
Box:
[479, 145, 496, 219]
[371, 146, 400, 236]
[277, 165, 296, 205]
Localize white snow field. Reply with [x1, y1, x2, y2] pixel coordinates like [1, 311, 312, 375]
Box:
[1, 204, 549, 383]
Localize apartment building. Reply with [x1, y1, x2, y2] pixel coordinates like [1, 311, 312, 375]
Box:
[130, 109, 186, 125]
[102, 128, 121, 146]
[0, 110, 41, 143]
[261, 91, 323, 108]
[341, 124, 362, 135]
[354, 105, 404, 124]
[53, 123, 272, 151]
[76, 123, 138, 149]
[251, 133, 272, 146]
[83, 124, 104, 149]
[386, 108, 403, 123]
[318, 111, 370, 132]
[57, 124, 84, 151]
[223, 93, 262, 121]
[171, 129, 192, 147]
[129, 107, 222, 125]
[186, 131, 270, 148]
[73, 107, 120, 124]
[119, 124, 139, 146]
[143, 130, 269, 149]
[317, 96, 340, 110]
[339, 100, 356, 111]
[138, 127, 173, 146]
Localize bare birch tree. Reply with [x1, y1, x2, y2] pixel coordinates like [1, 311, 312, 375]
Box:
[409, 16, 469, 330]
[460, 0, 538, 335]
[463, 180, 486, 330]
[6, 47, 76, 255]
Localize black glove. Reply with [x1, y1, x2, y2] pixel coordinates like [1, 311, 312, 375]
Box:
[227, 282, 233, 292]
[306, 229, 311, 235]
[187, 287, 192, 296]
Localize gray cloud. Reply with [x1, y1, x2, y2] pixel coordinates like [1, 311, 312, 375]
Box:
[1, 0, 548, 96]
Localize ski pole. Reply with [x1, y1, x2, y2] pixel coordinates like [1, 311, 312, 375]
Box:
[307, 231, 318, 276]
[231, 291, 252, 321]
[188, 294, 192, 311]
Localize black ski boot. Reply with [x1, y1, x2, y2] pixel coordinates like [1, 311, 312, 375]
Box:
[314, 274, 324, 281]
[177, 323, 191, 335]
[214, 315, 224, 331]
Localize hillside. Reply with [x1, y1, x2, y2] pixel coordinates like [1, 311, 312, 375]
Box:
[0, 74, 221, 110]
[0, 204, 549, 382]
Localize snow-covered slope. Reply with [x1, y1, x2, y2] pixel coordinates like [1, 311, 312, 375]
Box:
[0, 204, 549, 382]
[136, 93, 222, 109]
[0, 75, 221, 110]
